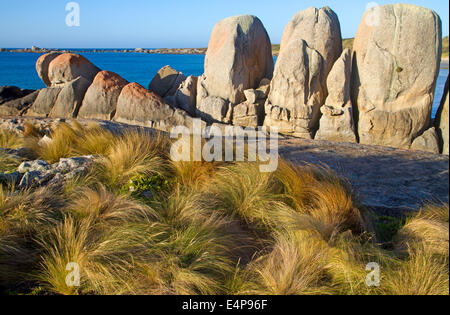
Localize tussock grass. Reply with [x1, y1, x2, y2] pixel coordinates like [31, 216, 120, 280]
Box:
[0, 185, 64, 288]
[0, 152, 21, 173]
[1, 123, 448, 295]
[381, 248, 449, 295]
[67, 184, 157, 226]
[25, 121, 116, 163]
[93, 130, 171, 189]
[274, 160, 366, 240]
[206, 163, 285, 229]
[395, 204, 449, 260]
[241, 232, 330, 295]
[0, 129, 23, 149]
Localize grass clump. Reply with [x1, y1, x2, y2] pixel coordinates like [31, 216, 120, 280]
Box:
[93, 130, 170, 189]
[25, 121, 116, 163]
[394, 204, 449, 260]
[0, 129, 23, 149]
[0, 152, 22, 173]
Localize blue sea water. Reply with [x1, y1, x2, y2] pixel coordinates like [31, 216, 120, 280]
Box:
[0, 51, 448, 117]
[0, 51, 205, 90]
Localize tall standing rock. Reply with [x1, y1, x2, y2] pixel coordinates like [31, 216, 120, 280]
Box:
[352, 4, 442, 149]
[197, 15, 273, 121]
[264, 7, 342, 138]
[264, 39, 325, 138]
[316, 49, 357, 143]
[435, 76, 449, 155]
[36, 52, 61, 87]
[78, 71, 128, 120]
[48, 53, 101, 86]
[280, 6, 343, 77]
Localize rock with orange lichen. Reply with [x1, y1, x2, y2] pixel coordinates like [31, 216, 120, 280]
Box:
[197, 15, 273, 107]
[36, 52, 61, 87]
[114, 82, 198, 131]
[78, 71, 128, 120]
[48, 53, 101, 86]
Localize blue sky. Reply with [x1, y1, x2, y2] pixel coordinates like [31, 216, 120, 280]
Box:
[0, 0, 448, 48]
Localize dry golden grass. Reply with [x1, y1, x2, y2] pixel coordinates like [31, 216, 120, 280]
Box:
[93, 130, 171, 189]
[274, 160, 367, 240]
[0, 152, 22, 173]
[382, 248, 449, 295]
[240, 232, 330, 295]
[0, 185, 64, 287]
[23, 121, 116, 163]
[395, 204, 449, 260]
[67, 184, 157, 226]
[0, 129, 23, 149]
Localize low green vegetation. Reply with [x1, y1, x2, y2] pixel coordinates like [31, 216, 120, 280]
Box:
[272, 36, 449, 59]
[443, 36, 449, 59]
[342, 38, 355, 51]
[0, 122, 448, 295]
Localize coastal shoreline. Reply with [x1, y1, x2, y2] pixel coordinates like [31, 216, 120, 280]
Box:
[0, 47, 208, 55]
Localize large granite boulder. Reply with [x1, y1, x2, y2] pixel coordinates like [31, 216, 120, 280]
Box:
[198, 15, 273, 108]
[48, 53, 101, 86]
[78, 71, 128, 120]
[435, 76, 449, 155]
[26, 87, 62, 117]
[263, 7, 343, 138]
[148, 66, 187, 98]
[280, 6, 342, 77]
[0, 91, 39, 116]
[352, 4, 442, 149]
[316, 49, 357, 142]
[114, 83, 196, 131]
[36, 52, 61, 87]
[49, 77, 91, 118]
[264, 39, 325, 138]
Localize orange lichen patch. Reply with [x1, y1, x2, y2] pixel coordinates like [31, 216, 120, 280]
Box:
[92, 71, 128, 92]
[50, 53, 91, 68]
[120, 83, 165, 103]
[208, 26, 228, 56]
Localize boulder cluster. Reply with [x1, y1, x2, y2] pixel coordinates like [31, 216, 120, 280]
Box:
[0, 4, 448, 154]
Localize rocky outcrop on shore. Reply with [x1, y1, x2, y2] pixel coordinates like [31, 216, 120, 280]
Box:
[264, 7, 342, 139]
[0, 47, 209, 55]
[196, 15, 273, 124]
[0, 4, 448, 155]
[78, 71, 129, 120]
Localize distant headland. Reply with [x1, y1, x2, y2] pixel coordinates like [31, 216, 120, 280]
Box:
[1, 36, 448, 60]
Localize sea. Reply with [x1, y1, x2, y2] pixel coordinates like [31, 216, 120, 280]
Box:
[0, 50, 448, 117]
